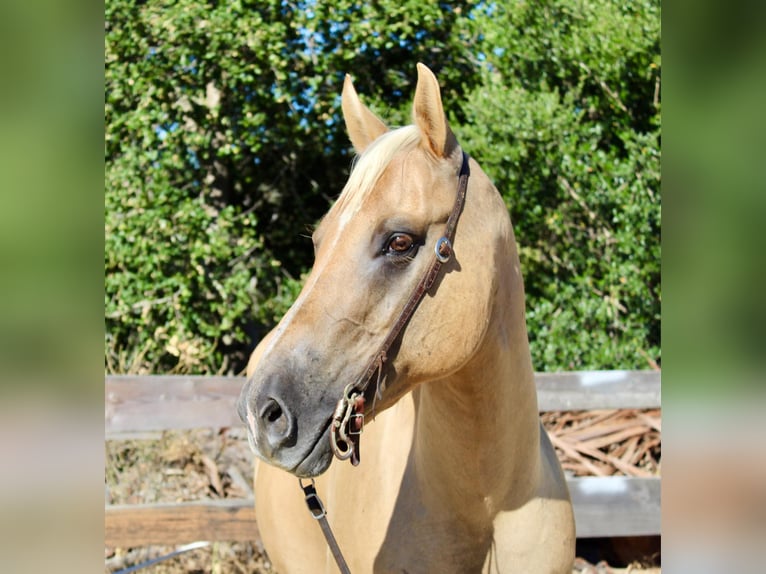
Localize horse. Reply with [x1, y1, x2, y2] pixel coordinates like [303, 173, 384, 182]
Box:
[237, 63, 575, 573]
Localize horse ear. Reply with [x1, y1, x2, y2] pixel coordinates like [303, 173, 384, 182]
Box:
[412, 63, 458, 159]
[342, 74, 388, 154]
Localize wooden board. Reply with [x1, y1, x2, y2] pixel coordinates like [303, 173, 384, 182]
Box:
[106, 375, 245, 437]
[568, 476, 661, 537]
[104, 476, 660, 547]
[536, 370, 661, 412]
[105, 371, 660, 437]
[105, 498, 260, 548]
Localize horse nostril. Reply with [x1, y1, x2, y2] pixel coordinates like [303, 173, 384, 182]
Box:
[265, 402, 283, 423]
[260, 397, 290, 441]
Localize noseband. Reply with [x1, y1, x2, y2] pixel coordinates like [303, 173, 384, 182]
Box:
[329, 151, 471, 465]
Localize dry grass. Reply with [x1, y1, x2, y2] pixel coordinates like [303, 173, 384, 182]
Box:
[105, 428, 275, 573]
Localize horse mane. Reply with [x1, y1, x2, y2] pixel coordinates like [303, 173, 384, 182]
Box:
[335, 125, 421, 217]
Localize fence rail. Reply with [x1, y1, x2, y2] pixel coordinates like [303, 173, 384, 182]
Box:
[105, 499, 261, 547]
[105, 371, 661, 547]
[105, 370, 660, 437]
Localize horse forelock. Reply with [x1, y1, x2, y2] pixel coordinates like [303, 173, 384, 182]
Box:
[335, 125, 421, 220]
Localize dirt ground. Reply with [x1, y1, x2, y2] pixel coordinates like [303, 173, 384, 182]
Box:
[105, 410, 660, 573]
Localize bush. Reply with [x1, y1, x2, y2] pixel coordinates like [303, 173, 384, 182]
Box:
[105, 152, 303, 373]
[105, 0, 478, 373]
[105, 0, 660, 374]
[458, 0, 661, 369]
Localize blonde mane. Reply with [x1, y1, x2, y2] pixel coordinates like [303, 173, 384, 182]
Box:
[335, 125, 421, 217]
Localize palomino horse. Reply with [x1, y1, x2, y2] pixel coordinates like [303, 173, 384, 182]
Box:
[237, 64, 575, 573]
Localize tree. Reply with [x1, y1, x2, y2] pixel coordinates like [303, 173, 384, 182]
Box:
[105, 0, 479, 373]
[458, 0, 661, 369]
[105, 0, 660, 374]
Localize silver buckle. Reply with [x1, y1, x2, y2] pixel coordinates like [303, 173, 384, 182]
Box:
[349, 413, 364, 435]
[434, 237, 452, 263]
[299, 478, 326, 520]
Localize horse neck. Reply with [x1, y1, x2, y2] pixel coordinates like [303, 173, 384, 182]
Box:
[411, 224, 542, 523]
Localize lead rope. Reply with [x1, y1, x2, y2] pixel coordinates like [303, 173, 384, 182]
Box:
[299, 479, 351, 574]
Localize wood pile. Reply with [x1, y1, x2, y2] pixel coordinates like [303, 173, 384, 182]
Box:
[543, 409, 661, 477]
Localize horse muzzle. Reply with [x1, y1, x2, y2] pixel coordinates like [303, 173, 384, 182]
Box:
[237, 370, 337, 478]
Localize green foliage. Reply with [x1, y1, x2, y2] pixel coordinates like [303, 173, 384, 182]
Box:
[105, 0, 660, 374]
[105, 153, 298, 374]
[105, 0, 478, 373]
[458, 0, 661, 369]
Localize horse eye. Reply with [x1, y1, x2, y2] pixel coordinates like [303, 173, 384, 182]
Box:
[386, 233, 414, 254]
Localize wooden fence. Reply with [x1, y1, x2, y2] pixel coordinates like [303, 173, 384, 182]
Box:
[105, 370, 660, 548]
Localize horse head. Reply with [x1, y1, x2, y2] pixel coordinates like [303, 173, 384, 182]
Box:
[237, 64, 505, 478]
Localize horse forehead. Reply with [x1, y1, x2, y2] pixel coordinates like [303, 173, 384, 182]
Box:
[342, 153, 449, 225]
[314, 151, 455, 256]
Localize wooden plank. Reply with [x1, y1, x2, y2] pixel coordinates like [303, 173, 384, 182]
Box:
[567, 476, 661, 537]
[104, 498, 259, 547]
[104, 476, 660, 547]
[105, 375, 244, 437]
[105, 371, 661, 436]
[536, 370, 661, 412]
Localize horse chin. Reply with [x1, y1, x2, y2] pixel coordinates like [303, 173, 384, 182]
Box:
[291, 424, 335, 478]
[251, 437, 333, 478]
[245, 413, 334, 478]
[292, 446, 334, 478]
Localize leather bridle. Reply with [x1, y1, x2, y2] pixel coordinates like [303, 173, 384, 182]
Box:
[328, 151, 471, 467]
[299, 152, 470, 574]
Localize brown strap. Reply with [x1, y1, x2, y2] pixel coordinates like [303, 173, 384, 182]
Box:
[315, 153, 471, 573]
[355, 151, 470, 398]
[330, 152, 471, 464]
[300, 479, 351, 574]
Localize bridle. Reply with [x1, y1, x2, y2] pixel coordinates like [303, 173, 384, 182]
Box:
[328, 150, 471, 466]
[299, 151, 471, 574]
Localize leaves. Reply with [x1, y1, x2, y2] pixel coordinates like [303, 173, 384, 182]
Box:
[105, 0, 660, 374]
[459, 0, 661, 370]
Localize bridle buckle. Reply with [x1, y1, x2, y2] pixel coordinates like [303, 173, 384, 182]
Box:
[349, 413, 364, 435]
[329, 388, 364, 462]
[434, 236, 452, 263]
[299, 478, 327, 520]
